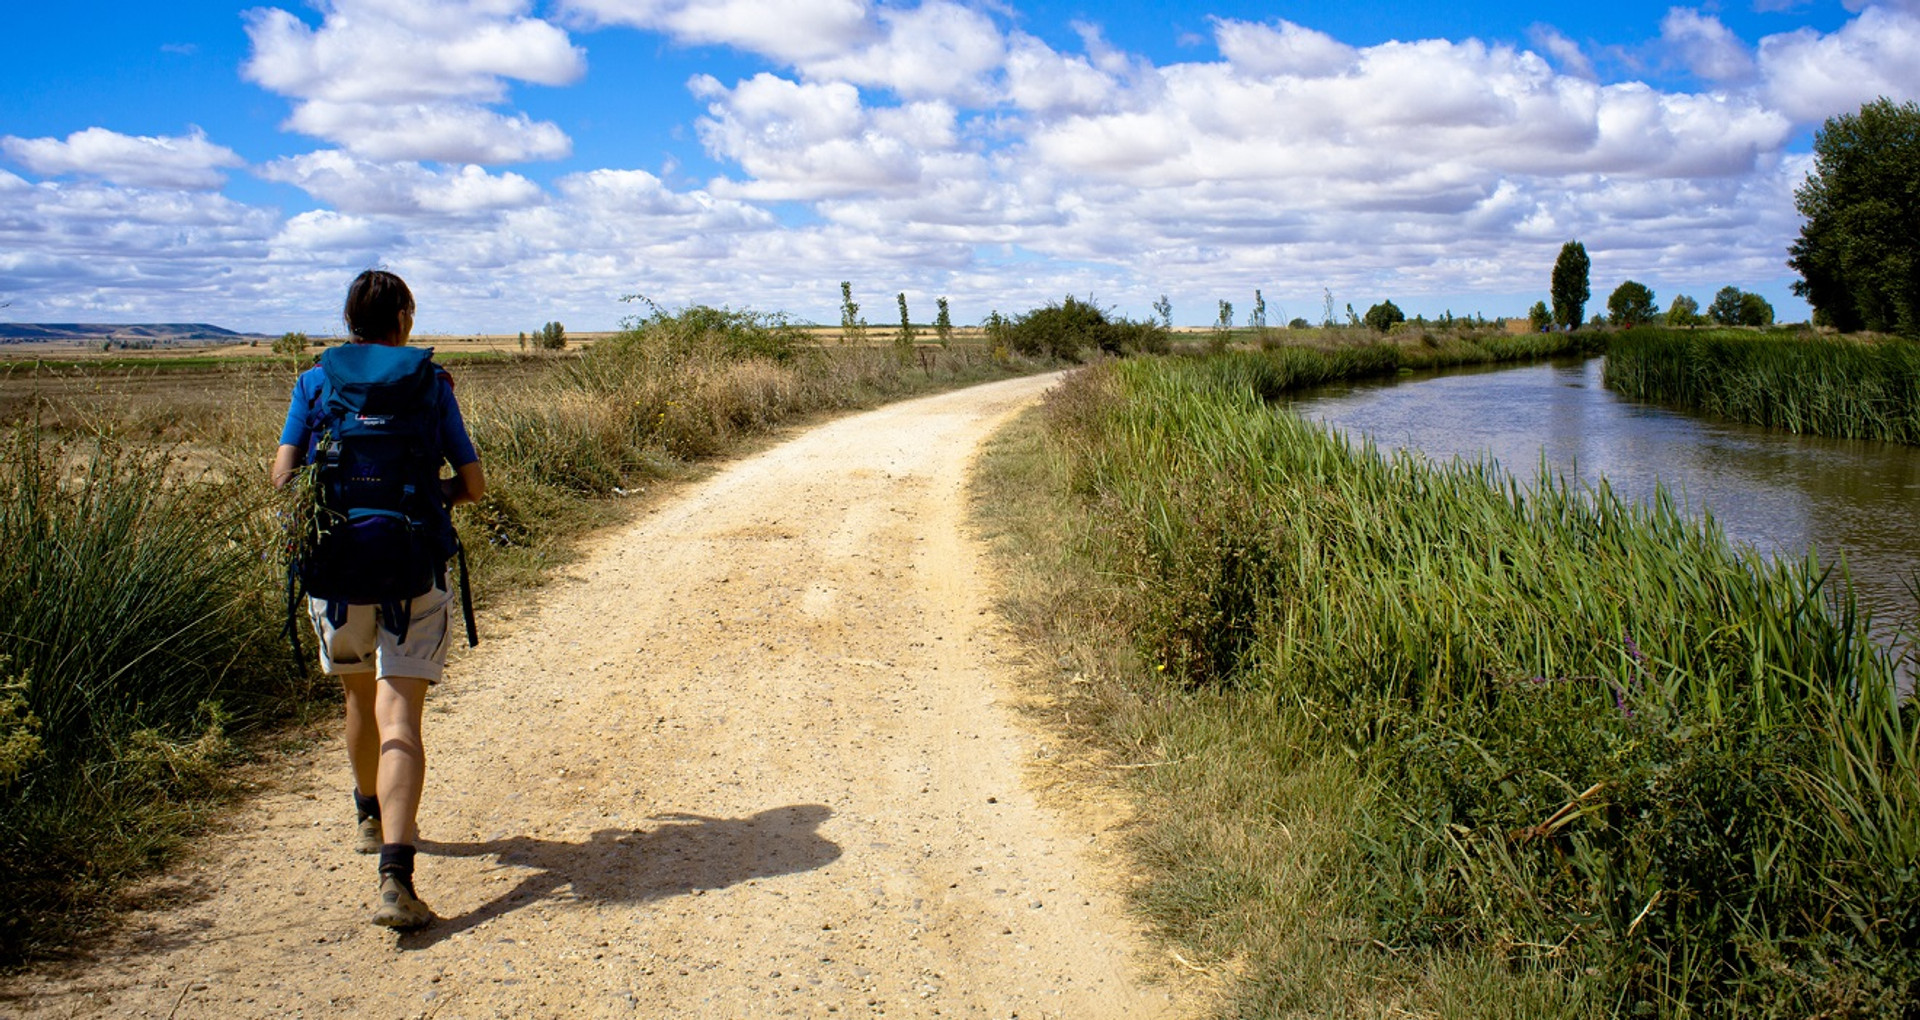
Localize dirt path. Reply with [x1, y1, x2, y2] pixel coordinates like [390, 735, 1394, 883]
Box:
[8, 374, 1197, 1019]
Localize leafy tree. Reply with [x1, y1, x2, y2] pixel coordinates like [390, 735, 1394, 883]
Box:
[983, 310, 1014, 357]
[1528, 301, 1552, 332]
[1250, 289, 1267, 330]
[839, 281, 866, 344]
[1666, 294, 1701, 327]
[271, 331, 309, 355]
[895, 292, 915, 355]
[1551, 241, 1591, 329]
[1152, 294, 1172, 329]
[1739, 291, 1775, 327]
[1709, 286, 1746, 326]
[1363, 300, 1405, 332]
[933, 297, 953, 346]
[534, 321, 566, 349]
[1288, 317, 1309, 329]
[1788, 98, 1920, 335]
[1607, 281, 1657, 326]
[517, 330, 528, 350]
[1215, 300, 1234, 333]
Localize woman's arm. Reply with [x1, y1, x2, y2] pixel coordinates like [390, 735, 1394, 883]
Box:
[444, 460, 486, 507]
[271, 444, 302, 489]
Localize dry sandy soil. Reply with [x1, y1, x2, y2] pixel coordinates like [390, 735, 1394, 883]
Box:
[4, 374, 1204, 1019]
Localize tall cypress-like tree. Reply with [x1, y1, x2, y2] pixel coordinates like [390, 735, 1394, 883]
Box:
[1551, 241, 1591, 329]
[1788, 98, 1920, 335]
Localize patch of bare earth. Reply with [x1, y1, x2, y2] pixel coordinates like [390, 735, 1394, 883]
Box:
[4, 374, 1200, 1019]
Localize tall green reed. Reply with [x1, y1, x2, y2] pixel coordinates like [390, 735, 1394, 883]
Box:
[1606, 327, 1920, 443]
[1043, 350, 1918, 1015]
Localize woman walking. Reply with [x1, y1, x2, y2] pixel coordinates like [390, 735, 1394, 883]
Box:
[271, 269, 485, 929]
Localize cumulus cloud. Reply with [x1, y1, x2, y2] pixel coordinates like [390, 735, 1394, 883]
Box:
[1212, 18, 1355, 78]
[1526, 24, 1596, 79]
[690, 73, 961, 200]
[560, 0, 873, 63]
[1759, 5, 1920, 123]
[797, 2, 1005, 101]
[261, 151, 545, 215]
[0, 171, 286, 322]
[285, 102, 571, 163]
[243, 0, 583, 163]
[1003, 33, 1120, 114]
[1661, 8, 1755, 82]
[1, 127, 243, 190]
[19, 0, 1918, 330]
[272, 210, 404, 253]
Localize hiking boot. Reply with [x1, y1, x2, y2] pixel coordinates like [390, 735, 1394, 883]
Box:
[371, 875, 433, 930]
[355, 814, 382, 855]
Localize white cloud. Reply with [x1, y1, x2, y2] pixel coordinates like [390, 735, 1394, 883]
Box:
[1212, 19, 1355, 78]
[0, 173, 286, 322]
[690, 73, 960, 199]
[1660, 8, 1755, 82]
[1527, 24, 1596, 80]
[272, 210, 404, 253]
[243, 0, 583, 163]
[22, 0, 1917, 329]
[285, 102, 571, 163]
[798, 2, 1006, 101]
[1003, 33, 1119, 113]
[1759, 6, 1920, 124]
[560, 0, 873, 63]
[1, 127, 243, 190]
[260, 151, 545, 215]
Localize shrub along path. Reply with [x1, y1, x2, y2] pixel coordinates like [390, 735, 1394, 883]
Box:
[6, 372, 1193, 1018]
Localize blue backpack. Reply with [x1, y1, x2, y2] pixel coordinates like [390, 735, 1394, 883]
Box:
[285, 344, 477, 655]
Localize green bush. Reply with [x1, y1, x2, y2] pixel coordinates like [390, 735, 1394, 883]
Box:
[0, 430, 306, 960]
[1364, 300, 1406, 333]
[1005, 295, 1168, 360]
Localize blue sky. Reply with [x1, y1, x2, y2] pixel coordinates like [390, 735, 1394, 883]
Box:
[3, 1, 1915, 333]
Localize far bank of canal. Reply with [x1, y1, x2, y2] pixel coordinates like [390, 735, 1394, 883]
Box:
[1289, 355, 1920, 651]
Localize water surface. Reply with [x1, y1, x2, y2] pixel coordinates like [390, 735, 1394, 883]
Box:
[1288, 357, 1920, 636]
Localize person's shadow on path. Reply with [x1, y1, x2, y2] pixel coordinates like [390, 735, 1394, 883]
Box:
[404, 804, 840, 949]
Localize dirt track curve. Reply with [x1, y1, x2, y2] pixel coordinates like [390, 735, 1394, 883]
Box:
[7, 373, 1200, 1019]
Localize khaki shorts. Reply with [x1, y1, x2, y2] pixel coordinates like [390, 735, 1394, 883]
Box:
[307, 583, 453, 682]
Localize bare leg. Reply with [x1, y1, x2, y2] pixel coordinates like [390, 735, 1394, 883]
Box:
[374, 676, 430, 845]
[340, 672, 380, 800]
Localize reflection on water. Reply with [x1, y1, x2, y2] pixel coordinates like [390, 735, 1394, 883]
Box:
[1287, 357, 1920, 637]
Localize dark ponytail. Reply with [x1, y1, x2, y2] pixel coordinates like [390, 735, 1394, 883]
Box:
[343, 269, 415, 342]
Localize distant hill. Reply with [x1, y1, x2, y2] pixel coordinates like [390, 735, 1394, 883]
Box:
[0, 323, 265, 343]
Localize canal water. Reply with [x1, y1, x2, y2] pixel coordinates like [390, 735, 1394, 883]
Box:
[1287, 356, 1920, 642]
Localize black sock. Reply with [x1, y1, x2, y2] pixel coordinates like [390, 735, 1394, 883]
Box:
[378, 843, 416, 892]
[354, 790, 380, 821]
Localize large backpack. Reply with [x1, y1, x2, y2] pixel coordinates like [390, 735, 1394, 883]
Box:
[284, 344, 477, 658]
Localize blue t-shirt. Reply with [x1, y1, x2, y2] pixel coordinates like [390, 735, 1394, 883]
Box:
[278, 360, 480, 469]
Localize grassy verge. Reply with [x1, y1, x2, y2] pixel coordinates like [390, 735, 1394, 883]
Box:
[1605, 327, 1920, 443]
[0, 305, 1048, 966]
[975, 342, 1918, 1017]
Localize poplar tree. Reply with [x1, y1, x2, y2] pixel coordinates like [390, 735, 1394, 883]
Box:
[1551, 241, 1591, 329]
